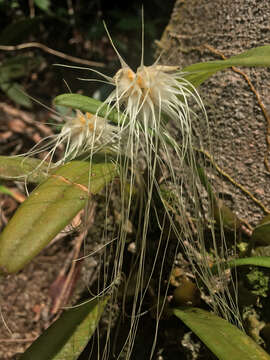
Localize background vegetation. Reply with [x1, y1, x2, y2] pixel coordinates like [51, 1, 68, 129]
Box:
[1, 1, 270, 360]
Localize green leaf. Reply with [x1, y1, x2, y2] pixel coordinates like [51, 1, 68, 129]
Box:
[0, 56, 42, 82]
[53, 94, 126, 125]
[182, 45, 270, 87]
[20, 297, 108, 360]
[0, 155, 50, 183]
[0, 56, 42, 107]
[224, 256, 270, 270]
[213, 200, 241, 231]
[34, 0, 50, 12]
[0, 184, 13, 196]
[211, 256, 270, 275]
[0, 82, 32, 108]
[174, 307, 270, 360]
[252, 215, 270, 246]
[0, 160, 118, 273]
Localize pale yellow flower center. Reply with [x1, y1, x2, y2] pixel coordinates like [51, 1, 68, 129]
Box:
[77, 112, 95, 132]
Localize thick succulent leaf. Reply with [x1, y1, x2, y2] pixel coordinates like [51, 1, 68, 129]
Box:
[20, 297, 108, 360]
[182, 45, 270, 87]
[211, 257, 270, 275]
[53, 93, 126, 125]
[174, 307, 270, 360]
[0, 160, 118, 273]
[0, 155, 50, 183]
[223, 256, 270, 270]
[252, 215, 270, 246]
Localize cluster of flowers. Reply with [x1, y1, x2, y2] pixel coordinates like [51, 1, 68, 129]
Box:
[24, 47, 204, 183]
[47, 62, 201, 168]
[24, 32, 238, 329]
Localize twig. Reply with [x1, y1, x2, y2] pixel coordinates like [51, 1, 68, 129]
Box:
[51, 202, 97, 315]
[28, 0, 35, 18]
[50, 230, 86, 315]
[4, 187, 26, 203]
[0, 102, 53, 137]
[0, 42, 105, 68]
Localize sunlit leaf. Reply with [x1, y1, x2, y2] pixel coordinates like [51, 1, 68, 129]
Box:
[252, 215, 270, 246]
[224, 256, 270, 270]
[0, 160, 118, 273]
[34, 0, 50, 12]
[53, 93, 126, 125]
[20, 297, 108, 360]
[0, 184, 13, 196]
[0, 155, 50, 183]
[174, 307, 270, 360]
[182, 45, 270, 87]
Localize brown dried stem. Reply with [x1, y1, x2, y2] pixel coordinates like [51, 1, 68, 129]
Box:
[0, 42, 105, 68]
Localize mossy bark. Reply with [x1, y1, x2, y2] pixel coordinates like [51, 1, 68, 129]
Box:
[158, 0, 270, 226]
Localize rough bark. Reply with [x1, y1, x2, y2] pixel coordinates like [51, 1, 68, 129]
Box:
[158, 0, 270, 227]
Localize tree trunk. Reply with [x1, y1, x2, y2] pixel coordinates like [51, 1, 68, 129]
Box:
[158, 0, 270, 227]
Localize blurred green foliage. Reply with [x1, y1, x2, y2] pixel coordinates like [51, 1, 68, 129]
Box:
[246, 268, 270, 298]
[0, 0, 173, 107]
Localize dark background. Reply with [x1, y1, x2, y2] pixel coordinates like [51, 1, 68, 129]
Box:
[0, 0, 174, 106]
